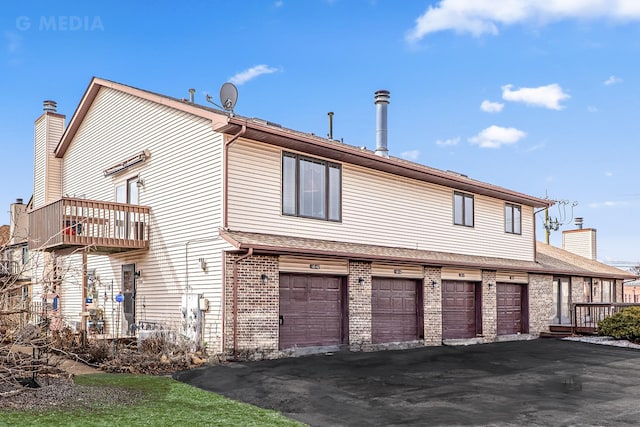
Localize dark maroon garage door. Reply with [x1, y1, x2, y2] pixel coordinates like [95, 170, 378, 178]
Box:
[371, 278, 420, 344]
[497, 283, 526, 335]
[442, 281, 477, 339]
[279, 274, 345, 350]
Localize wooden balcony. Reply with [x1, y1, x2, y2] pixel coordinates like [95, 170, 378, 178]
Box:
[0, 261, 19, 278]
[29, 198, 150, 254]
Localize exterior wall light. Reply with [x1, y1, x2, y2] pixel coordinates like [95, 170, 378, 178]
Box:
[488, 282, 495, 289]
[358, 277, 365, 285]
[432, 280, 439, 289]
[261, 274, 269, 285]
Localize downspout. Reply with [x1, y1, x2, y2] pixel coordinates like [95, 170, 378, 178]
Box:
[223, 124, 247, 230]
[232, 247, 253, 359]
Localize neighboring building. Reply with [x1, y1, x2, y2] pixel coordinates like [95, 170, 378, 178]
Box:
[0, 199, 32, 321]
[624, 280, 640, 303]
[27, 77, 634, 358]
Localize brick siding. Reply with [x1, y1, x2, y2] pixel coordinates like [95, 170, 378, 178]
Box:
[223, 253, 279, 359]
[348, 261, 372, 350]
[528, 274, 553, 335]
[423, 266, 442, 345]
[481, 270, 497, 340]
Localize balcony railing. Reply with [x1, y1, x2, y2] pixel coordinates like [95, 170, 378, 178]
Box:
[0, 261, 19, 277]
[572, 303, 640, 334]
[29, 197, 150, 254]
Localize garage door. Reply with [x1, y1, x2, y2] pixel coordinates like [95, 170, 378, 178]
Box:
[497, 283, 523, 335]
[371, 278, 420, 344]
[279, 274, 344, 350]
[442, 281, 477, 339]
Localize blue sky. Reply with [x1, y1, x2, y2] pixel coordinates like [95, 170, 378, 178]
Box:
[2, 1, 640, 265]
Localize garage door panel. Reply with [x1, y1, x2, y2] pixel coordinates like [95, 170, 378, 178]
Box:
[372, 278, 419, 344]
[497, 283, 523, 335]
[279, 274, 344, 350]
[442, 281, 476, 340]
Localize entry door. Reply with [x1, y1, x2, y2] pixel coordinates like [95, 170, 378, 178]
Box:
[552, 277, 570, 325]
[115, 177, 141, 239]
[122, 264, 136, 334]
[279, 274, 344, 350]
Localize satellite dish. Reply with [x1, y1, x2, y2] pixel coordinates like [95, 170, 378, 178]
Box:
[220, 82, 238, 112]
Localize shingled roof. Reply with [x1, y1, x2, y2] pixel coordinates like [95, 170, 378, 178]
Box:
[220, 230, 634, 280]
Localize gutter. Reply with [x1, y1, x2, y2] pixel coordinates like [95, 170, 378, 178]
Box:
[232, 247, 253, 359]
[223, 124, 247, 230]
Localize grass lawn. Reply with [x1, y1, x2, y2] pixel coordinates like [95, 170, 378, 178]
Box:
[0, 374, 305, 427]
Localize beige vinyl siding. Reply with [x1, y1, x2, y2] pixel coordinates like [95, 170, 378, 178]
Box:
[57, 254, 84, 329]
[496, 271, 529, 284]
[227, 140, 535, 261]
[371, 263, 424, 279]
[279, 256, 348, 275]
[33, 117, 46, 209]
[562, 230, 597, 261]
[45, 116, 64, 204]
[441, 267, 482, 281]
[57, 87, 232, 352]
[33, 114, 64, 209]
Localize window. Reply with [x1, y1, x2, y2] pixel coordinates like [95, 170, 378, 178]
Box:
[505, 203, 521, 234]
[592, 279, 616, 302]
[453, 192, 474, 227]
[282, 152, 341, 221]
[21, 246, 29, 266]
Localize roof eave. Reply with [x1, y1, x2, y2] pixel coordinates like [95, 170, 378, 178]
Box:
[216, 118, 552, 208]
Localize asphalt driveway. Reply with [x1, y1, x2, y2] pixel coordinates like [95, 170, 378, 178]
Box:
[174, 340, 640, 426]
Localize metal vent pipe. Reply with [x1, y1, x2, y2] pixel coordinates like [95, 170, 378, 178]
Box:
[374, 90, 390, 158]
[43, 100, 57, 113]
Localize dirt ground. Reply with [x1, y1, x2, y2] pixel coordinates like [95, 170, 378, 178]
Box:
[175, 339, 640, 426]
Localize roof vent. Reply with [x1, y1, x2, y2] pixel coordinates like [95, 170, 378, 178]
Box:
[575, 217, 584, 229]
[374, 90, 390, 158]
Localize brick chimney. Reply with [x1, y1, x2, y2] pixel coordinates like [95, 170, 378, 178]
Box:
[33, 100, 65, 209]
[562, 217, 597, 260]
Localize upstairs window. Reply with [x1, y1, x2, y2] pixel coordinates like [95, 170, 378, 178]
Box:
[453, 192, 474, 227]
[282, 152, 341, 221]
[505, 203, 522, 234]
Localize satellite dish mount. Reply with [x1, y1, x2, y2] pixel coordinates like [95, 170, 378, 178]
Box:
[206, 82, 238, 116]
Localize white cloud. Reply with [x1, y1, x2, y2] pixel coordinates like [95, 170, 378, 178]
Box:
[400, 149, 420, 160]
[587, 105, 599, 113]
[524, 143, 545, 153]
[480, 100, 504, 113]
[588, 200, 630, 209]
[435, 136, 460, 146]
[469, 125, 526, 149]
[605, 171, 614, 177]
[229, 65, 279, 86]
[502, 83, 570, 110]
[604, 75, 623, 85]
[406, 0, 640, 41]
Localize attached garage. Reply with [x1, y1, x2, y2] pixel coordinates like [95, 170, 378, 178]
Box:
[371, 278, 422, 344]
[442, 280, 480, 339]
[496, 283, 528, 335]
[279, 274, 346, 350]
